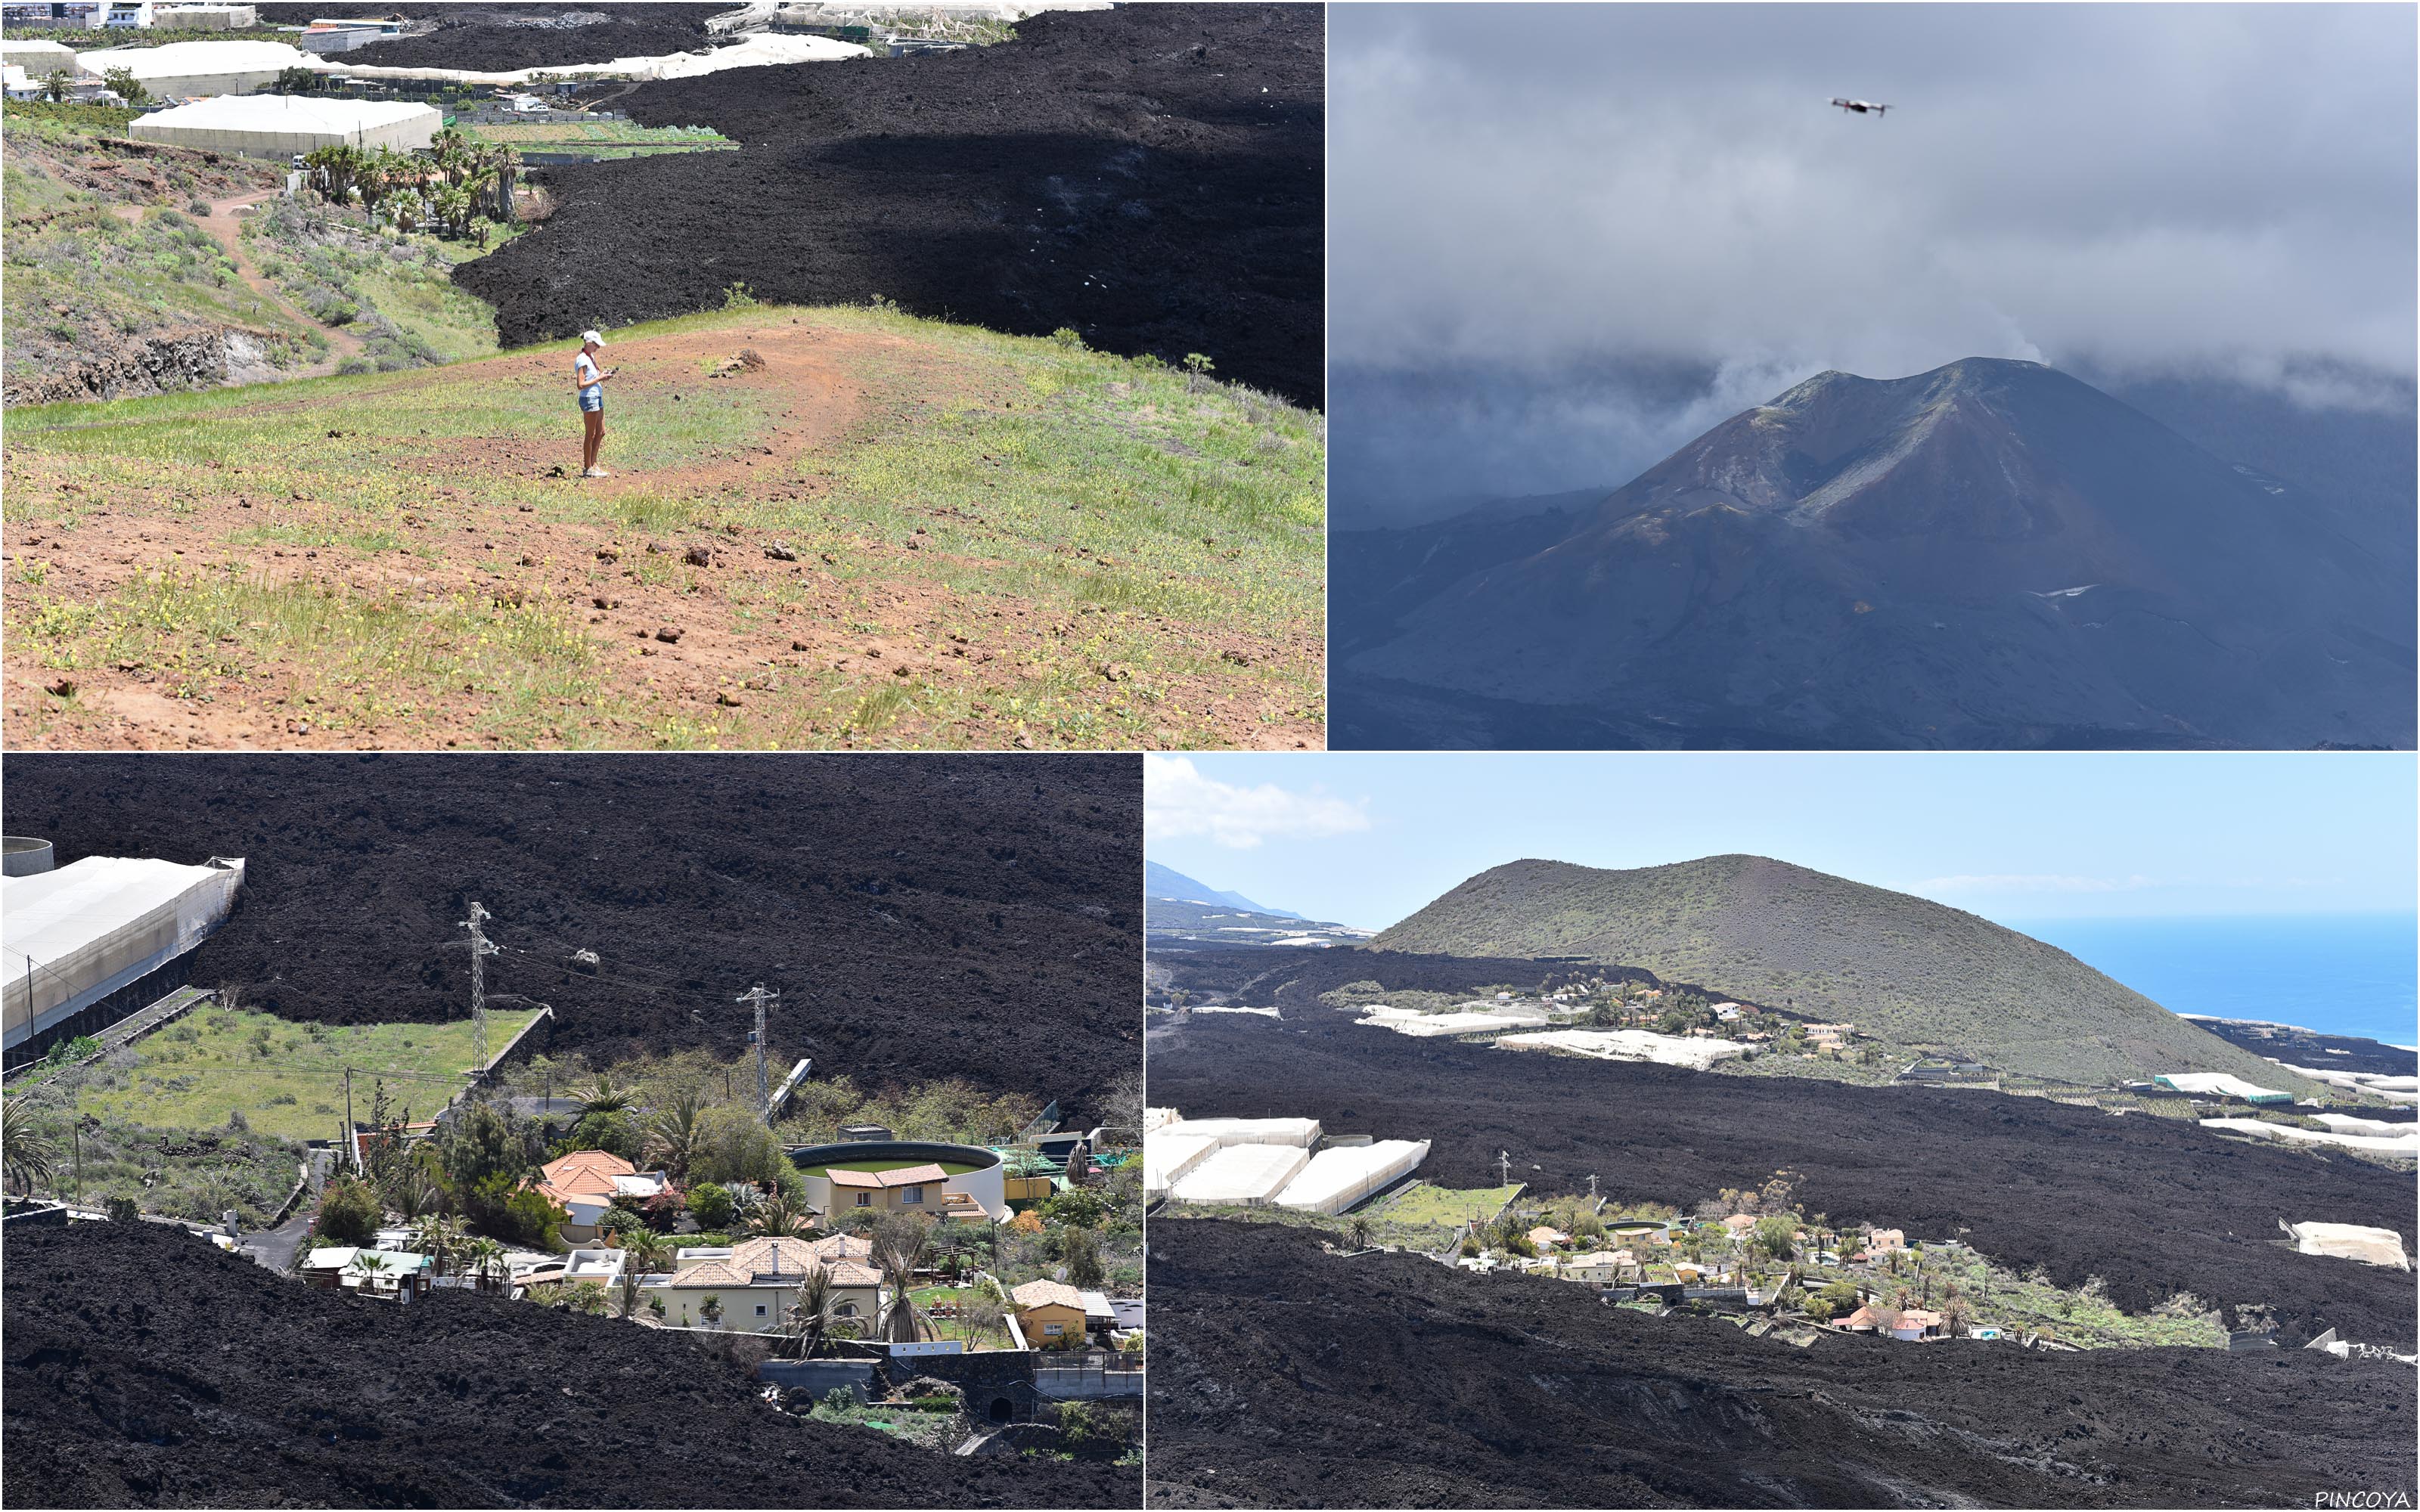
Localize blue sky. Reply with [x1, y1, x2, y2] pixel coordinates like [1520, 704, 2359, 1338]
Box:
[1145, 753, 2418, 931]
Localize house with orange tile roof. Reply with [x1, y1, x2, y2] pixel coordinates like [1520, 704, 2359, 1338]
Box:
[1008, 1278, 1091, 1349]
[530, 1150, 671, 1246]
[827, 1162, 949, 1217]
[641, 1234, 882, 1334]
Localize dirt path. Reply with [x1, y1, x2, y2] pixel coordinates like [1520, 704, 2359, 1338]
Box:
[200, 188, 366, 376]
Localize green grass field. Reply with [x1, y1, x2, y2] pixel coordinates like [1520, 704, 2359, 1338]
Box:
[464, 120, 737, 160]
[8, 302, 1326, 748]
[65, 1005, 541, 1141]
[1370, 1182, 1523, 1234]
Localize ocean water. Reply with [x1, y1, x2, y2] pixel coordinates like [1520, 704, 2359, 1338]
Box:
[2005, 913, 2418, 1047]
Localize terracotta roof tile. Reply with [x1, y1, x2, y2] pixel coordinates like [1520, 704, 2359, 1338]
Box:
[1012, 1278, 1087, 1311]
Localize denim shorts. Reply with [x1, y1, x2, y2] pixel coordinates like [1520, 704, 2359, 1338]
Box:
[579, 391, 604, 414]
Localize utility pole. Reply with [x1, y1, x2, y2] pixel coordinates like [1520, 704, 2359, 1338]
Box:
[1587, 1173, 1599, 1204]
[461, 901, 498, 1074]
[737, 985, 778, 1123]
[71, 1123, 82, 1204]
[343, 1067, 355, 1174]
[1498, 1150, 1511, 1188]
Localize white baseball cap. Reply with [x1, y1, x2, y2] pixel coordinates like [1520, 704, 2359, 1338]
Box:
[580, 329, 604, 346]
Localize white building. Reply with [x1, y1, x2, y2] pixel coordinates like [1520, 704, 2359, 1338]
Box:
[129, 93, 438, 157]
[1, 38, 79, 71]
[2, 855, 243, 1067]
[77, 37, 312, 95]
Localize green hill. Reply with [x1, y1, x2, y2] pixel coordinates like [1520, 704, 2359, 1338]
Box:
[1372, 854, 2322, 1091]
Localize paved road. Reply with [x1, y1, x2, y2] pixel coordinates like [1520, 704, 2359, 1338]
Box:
[245, 1147, 334, 1272]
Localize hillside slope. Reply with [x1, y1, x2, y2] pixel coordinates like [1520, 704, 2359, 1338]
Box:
[1150, 1220, 2415, 1509]
[2, 107, 313, 404]
[1340, 358, 2414, 749]
[457, 3, 1325, 407]
[4, 303, 1323, 751]
[1373, 854, 2321, 1089]
[3, 1220, 1140, 1508]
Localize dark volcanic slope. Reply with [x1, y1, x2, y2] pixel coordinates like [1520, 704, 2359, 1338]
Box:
[1148, 1220, 2415, 1510]
[1146, 1015, 2418, 1348]
[2, 754, 1137, 1118]
[345, 17, 724, 72]
[1340, 359, 2415, 749]
[455, 5, 1324, 407]
[2191, 1016, 2420, 1079]
[256, 2, 718, 25]
[2, 1221, 1140, 1510]
[1371, 854, 2318, 1090]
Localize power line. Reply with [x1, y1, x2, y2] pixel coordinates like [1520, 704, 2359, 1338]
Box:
[737, 984, 777, 1125]
[461, 902, 498, 1074]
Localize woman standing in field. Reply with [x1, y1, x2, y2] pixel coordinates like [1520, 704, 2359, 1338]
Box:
[574, 329, 616, 478]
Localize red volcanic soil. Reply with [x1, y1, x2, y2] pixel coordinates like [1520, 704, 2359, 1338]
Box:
[1145, 1011, 2418, 1349]
[2, 1219, 1140, 1508]
[455, 4, 1325, 407]
[1147, 1219, 2416, 1509]
[2, 754, 1138, 1119]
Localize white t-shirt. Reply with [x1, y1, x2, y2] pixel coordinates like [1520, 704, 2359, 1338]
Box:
[575, 351, 602, 400]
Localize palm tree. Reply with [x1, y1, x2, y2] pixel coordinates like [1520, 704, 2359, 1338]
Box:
[747, 1190, 811, 1240]
[464, 1236, 507, 1292]
[346, 1250, 393, 1289]
[619, 1227, 671, 1275]
[1348, 1215, 1373, 1251]
[392, 1173, 442, 1222]
[429, 126, 472, 187]
[643, 1093, 703, 1182]
[2, 1095, 60, 1201]
[873, 1215, 931, 1344]
[786, 1262, 839, 1359]
[475, 142, 521, 222]
[576, 1074, 634, 1120]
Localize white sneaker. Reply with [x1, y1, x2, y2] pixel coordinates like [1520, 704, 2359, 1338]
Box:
[583, 466, 611, 479]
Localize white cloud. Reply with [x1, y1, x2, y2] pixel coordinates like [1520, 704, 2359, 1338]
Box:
[1919, 873, 2155, 894]
[1143, 755, 1371, 850]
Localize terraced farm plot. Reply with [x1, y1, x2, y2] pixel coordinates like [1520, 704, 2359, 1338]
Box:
[4, 303, 1325, 750]
[67, 1005, 540, 1141]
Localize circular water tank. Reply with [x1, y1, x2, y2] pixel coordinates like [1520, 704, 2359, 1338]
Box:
[3, 836, 55, 877]
[788, 1139, 1006, 1220]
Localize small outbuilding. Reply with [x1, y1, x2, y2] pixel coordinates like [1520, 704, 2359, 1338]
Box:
[1010, 1278, 1091, 1349]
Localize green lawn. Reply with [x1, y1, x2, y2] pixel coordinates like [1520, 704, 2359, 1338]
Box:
[65, 1005, 541, 1141]
[1372, 1182, 1524, 1232]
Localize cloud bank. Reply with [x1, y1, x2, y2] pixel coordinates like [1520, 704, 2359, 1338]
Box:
[1330, 3, 2416, 522]
[1143, 754, 1371, 850]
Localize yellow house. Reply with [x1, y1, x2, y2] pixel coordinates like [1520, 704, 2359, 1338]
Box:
[647, 1235, 880, 1334]
[828, 1163, 950, 1216]
[1010, 1278, 1090, 1349]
